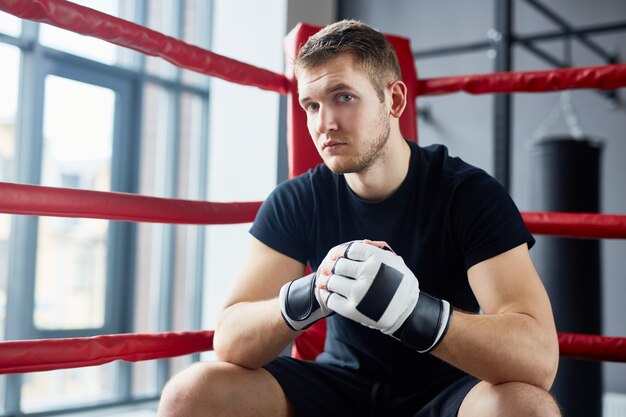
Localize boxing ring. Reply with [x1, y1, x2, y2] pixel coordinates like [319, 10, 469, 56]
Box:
[1, 0, 626, 380]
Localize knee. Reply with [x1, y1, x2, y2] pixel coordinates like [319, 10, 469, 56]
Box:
[462, 381, 561, 417]
[157, 361, 241, 417]
[498, 382, 561, 417]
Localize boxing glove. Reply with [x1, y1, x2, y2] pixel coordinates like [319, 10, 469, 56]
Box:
[326, 241, 452, 353]
[279, 271, 332, 331]
[278, 242, 352, 331]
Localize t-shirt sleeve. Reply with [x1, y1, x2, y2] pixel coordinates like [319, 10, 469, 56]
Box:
[249, 177, 312, 265]
[450, 172, 535, 270]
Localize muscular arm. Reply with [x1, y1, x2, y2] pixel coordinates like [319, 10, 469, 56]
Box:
[213, 238, 305, 369]
[431, 244, 559, 391]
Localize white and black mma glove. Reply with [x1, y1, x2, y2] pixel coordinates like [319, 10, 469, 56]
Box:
[279, 271, 332, 331]
[279, 242, 353, 331]
[326, 241, 452, 353]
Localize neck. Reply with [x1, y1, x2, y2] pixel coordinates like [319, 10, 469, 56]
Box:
[345, 131, 411, 202]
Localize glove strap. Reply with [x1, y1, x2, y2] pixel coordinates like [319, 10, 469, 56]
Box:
[279, 272, 328, 331]
[392, 292, 452, 353]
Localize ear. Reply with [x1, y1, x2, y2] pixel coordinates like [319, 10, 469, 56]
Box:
[388, 80, 408, 119]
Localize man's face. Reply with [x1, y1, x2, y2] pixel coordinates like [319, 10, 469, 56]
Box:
[297, 54, 391, 174]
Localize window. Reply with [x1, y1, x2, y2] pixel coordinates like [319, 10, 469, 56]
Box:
[0, 1, 213, 415]
[1, 0, 285, 414]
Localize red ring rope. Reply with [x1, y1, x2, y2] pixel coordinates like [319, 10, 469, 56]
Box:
[0, 331, 214, 374]
[0, 0, 289, 94]
[523, 212, 626, 240]
[418, 63, 626, 96]
[0, 331, 624, 374]
[559, 333, 626, 363]
[1, 182, 625, 239]
[0, 182, 261, 225]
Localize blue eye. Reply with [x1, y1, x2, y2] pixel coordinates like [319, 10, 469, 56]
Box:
[305, 102, 319, 112]
[338, 94, 353, 102]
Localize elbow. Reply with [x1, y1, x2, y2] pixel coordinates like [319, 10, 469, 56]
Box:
[213, 328, 266, 370]
[491, 352, 558, 392]
[525, 312, 560, 391]
[212, 328, 230, 362]
[539, 334, 560, 391]
[213, 307, 248, 367]
[213, 328, 246, 367]
[500, 328, 560, 391]
[212, 313, 231, 362]
[528, 330, 560, 391]
[534, 359, 558, 393]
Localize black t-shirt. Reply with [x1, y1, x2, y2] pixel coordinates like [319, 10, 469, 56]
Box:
[250, 141, 534, 385]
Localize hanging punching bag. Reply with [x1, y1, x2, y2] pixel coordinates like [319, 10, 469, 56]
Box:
[530, 136, 603, 417]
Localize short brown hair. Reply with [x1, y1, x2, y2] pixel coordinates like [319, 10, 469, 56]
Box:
[295, 20, 402, 101]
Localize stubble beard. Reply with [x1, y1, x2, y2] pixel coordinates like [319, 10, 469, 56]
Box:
[329, 107, 391, 175]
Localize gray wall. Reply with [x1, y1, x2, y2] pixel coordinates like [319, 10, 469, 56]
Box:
[339, 0, 626, 393]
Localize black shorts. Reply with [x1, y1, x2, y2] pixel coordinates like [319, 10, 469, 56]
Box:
[264, 356, 480, 417]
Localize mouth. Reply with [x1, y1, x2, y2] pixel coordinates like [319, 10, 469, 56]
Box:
[322, 140, 345, 151]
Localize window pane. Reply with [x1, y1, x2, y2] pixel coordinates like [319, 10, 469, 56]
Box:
[39, 0, 139, 67]
[132, 83, 173, 396]
[145, 0, 178, 79]
[34, 76, 114, 330]
[131, 220, 160, 397]
[0, 213, 9, 338]
[21, 363, 118, 412]
[139, 83, 172, 198]
[171, 93, 206, 374]
[0, 43, 19, 181]
[0, 10, 21, 37]
[34, 217, 109, 329]
[41, 76, 114, 191]
[0, 43, 19, 342]
[0, 42, 19, 417]
[0, 375, 4, 414]
[177, 93, 205, 200]
[0, 46, 18, 412]
[181, 0, 210, 88]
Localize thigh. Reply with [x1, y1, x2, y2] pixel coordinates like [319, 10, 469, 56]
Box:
[264, 356, 375, 417]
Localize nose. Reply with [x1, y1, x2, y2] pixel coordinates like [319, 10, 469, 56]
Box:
[315, 105, 338, 135]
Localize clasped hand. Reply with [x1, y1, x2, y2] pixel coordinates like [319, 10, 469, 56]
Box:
[316, 240, 420, 335]
[280, 239, 451, 352]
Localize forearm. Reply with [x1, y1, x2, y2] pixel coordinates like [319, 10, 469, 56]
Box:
[432, 310, 559, 390]
[213, 298, 300, 369]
